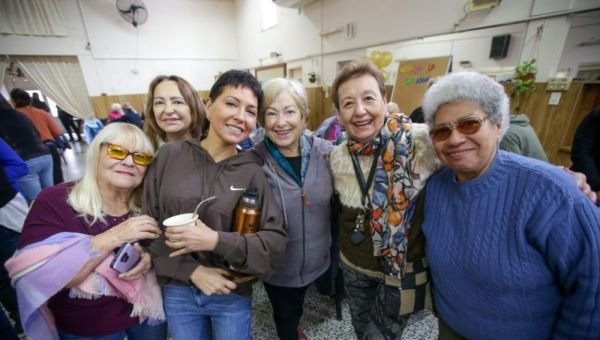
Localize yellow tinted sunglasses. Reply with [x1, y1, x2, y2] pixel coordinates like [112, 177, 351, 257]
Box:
[102, 143, 153, 166]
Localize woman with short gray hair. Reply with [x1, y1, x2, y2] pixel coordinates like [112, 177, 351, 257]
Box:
[422, 71, 510, 135]
[421, 71, 600, 339]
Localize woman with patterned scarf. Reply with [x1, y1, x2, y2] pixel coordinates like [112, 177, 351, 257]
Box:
[329, 61, 597, 340]
[329, 60, 441, 339]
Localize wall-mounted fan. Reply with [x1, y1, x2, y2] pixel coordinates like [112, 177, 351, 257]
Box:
[116, 0, 148, 27]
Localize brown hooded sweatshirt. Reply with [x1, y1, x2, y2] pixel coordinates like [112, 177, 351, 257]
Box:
[143, 140, 287, 295]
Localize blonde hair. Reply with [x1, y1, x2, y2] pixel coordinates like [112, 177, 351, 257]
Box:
[68, 123, 155, 224]
[110, 103, 123, 112]
[259, 77, 309, 127]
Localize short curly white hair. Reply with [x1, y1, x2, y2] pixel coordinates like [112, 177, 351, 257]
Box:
[422, 72, 510, 137]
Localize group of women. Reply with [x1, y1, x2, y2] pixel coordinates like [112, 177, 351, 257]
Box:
[6, 59, 600, 340]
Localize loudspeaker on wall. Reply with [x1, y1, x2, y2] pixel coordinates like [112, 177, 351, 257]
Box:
[490, 34, 511, 59]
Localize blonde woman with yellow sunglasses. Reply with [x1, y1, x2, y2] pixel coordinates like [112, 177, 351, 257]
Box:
[11, 123, 167, 339]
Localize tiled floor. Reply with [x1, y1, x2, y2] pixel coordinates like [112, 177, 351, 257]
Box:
[251, 283, 438, 340]
[59, 139, 439, 339]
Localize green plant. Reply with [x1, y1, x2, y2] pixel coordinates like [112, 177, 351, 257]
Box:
[510, 58, 537, 112]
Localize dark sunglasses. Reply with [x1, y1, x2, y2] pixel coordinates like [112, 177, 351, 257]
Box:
[102, 143, 153, 166]
[429, 115, 489, 142]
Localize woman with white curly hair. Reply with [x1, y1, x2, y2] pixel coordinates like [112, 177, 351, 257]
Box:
[421, 71, 600, 339]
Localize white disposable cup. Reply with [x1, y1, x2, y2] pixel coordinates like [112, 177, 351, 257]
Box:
[163, 213, 197, 228]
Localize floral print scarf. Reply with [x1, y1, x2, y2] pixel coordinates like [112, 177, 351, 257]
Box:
[347, 113, 418, 278]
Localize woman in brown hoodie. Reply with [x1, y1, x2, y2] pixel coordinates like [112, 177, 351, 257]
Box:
[143, 70, 286, 340]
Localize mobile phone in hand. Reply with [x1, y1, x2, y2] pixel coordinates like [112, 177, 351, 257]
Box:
[110, 243, 141, 273]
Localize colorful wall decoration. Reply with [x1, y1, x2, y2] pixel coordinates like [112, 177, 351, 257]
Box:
[391, 56, 452, 115]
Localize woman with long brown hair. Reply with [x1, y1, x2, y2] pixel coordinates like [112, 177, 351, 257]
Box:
[143, 75, 206, 149]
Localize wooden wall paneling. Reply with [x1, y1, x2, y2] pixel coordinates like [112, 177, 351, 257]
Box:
[90, 96, 111, 119]
[561, 83, 600, 150]
[90, 94, 146, 119]
[305, 87, 325, 131]
[542, 84, 582, 165]
[90, 89, 221, 121]
[384, 85, 393, 102]
[555, 83, 600, 166]
[88, 81, 595, 167]
[506, 82, 584, 166]
[198, 91, 210, 101]
[317, 87, 337, 132]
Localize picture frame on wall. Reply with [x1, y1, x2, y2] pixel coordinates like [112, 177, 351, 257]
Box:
[255, 63, 287, 82]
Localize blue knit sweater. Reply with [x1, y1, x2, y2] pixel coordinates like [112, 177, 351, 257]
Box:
[423, 151, 600, 339]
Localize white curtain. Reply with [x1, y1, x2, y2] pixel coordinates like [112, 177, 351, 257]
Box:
[0, 0, 67, 36]
[15, 56, 93, 119]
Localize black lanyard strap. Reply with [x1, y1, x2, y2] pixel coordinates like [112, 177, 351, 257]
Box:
[349, 146, 382, 207]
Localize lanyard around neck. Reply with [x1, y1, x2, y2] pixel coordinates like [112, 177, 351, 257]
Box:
[349, 147, 382, 207]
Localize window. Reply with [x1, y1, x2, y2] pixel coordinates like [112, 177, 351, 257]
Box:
[26, 90, 58, 117]
[261, 0, 277, 31]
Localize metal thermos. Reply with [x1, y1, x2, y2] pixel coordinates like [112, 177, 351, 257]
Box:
[233, 190, 260, 234]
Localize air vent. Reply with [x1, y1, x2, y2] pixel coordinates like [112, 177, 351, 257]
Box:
[468, 0, 501, 12]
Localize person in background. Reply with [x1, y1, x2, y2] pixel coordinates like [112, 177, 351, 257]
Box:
[329, 60, 441, 339]
[9, 88, 64, 185]
[108, 103, 124, 122]
[410, 78, 437, 124]
[409, 106, 425, 123]
[253, 78, 334, 340]
[251, 123, 266, 145]
[58, 106, 82, 142]
[120, 103, 144, 129]
[31, 93, 49, 112]
[237, 137, 255, 150]
[0, 94, 53, 202]
[0, 164, 22, 340]
[421, 71, 600, 339]
[123, 102, 138, 115]
[143, 70, 286, 340]
[0, 138, 28, 337]
[571, 107, 600, 196]
[314, 107, 346, 146]
[143, 75, 206, 150]
[386, 102, 401, 114]
[500, 113, 548, 161]
[8, 123, 166, 340]
[83, 116, 105, 144]
[0, 138, 28, 192]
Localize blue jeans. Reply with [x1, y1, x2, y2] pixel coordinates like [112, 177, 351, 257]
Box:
[16, 154, 53, 202]
[57, 320, 167, 340]
[163, 284, 251, 340]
